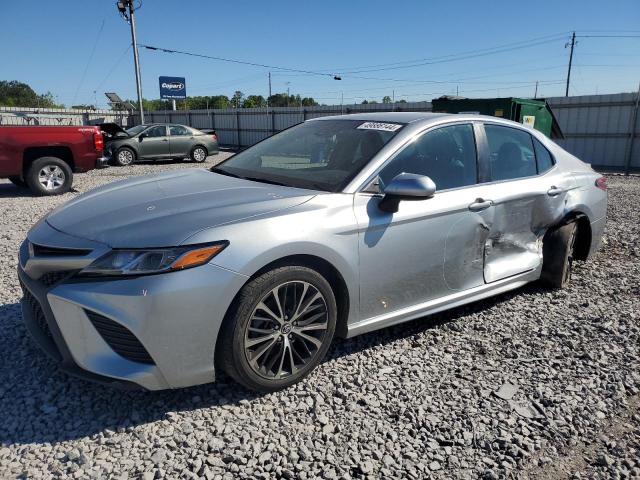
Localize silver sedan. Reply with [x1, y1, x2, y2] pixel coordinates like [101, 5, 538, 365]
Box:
[18, 113, 607, 392]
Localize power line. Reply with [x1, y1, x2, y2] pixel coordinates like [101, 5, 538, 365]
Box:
[335, 35, 571, 74]
[72, 18, 106, 105]
[139, 44, 342, 79]
[320, 32, 570, 73]
[139, 33, 570, 83]
[94, 43, 132, 93]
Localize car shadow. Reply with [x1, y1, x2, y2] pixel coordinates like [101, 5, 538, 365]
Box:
[0, 183, 80, 198]
[0, 282, 546, 446]
[0, 183, 35, 198]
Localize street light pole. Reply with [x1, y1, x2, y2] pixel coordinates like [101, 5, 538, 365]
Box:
[118, 0, 144, 123]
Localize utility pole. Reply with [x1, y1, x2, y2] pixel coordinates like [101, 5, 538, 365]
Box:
[117, 1, 145, 123]
[341, 92, 344, 115]
[565, 31, 576, 97]
[624, 80, 640, 175]
[534, 81, 539, 99]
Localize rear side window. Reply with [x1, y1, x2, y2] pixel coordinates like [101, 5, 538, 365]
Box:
[379, 124, 477, 190]
[170, 125, 190, 136]
[484, 124, 537, 181]
[533, 137, 554, 173]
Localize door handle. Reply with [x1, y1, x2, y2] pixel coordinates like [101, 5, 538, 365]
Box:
[161, 139, 168, 142]
[468, 199, 493, 211]
[547, 186, 563, 197]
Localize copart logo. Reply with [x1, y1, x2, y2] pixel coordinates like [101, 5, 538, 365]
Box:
[162, 81, 184, 90]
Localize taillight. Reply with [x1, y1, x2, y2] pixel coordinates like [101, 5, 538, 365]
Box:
[595, 177, 607, 191]
[93, 131, 104, 152]
[212, 133, 218, 142]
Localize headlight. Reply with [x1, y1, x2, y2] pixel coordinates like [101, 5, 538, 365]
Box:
[79, 242, 228, 277]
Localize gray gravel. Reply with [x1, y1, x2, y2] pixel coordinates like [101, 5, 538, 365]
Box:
[0, 160, 638, 479]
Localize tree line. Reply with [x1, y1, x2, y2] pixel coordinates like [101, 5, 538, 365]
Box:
[1, 80, 408, 110]
[0, 80, 62, 108]
[137, 91, 320, 111]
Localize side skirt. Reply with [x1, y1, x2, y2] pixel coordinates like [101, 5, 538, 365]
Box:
[346, 270, 539, 338]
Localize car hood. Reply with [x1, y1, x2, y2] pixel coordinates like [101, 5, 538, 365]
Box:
[45, 169, 316, 248]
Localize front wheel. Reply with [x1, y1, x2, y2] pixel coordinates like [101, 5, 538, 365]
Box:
[190, 146, 207, 163]
[540, 222, 577, 289]
[25, 157, 73, 196]
[218, 266, 337, 392]
[114, 147, 135, 166]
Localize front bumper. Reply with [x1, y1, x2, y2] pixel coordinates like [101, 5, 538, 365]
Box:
[18, 229, 247, 390]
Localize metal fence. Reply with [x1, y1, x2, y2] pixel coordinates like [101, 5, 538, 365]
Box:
[3, 92, 639, 171]
[547, 93, 639, 172]
[0, 106, 132, 127]
[135, 93, 640, 171]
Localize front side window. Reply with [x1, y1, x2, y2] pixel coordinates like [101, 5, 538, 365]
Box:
[213, 120, 403, 192]
[378, 124, 478, 190]
[484, 124, 536, 181]
[533, 137, 554, 173]
[170, 125, 190, 136]
[126, 125, 146, 136]
[146, 126, 167, 138]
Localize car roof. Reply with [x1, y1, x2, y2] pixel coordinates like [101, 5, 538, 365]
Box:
[311, 112, 451, 124]
[310, 111, 544, 132]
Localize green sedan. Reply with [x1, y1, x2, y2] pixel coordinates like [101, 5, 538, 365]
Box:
[101, 123, 219, 166]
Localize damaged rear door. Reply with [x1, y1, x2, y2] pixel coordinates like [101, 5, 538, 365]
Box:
[473, 123, 572, 283]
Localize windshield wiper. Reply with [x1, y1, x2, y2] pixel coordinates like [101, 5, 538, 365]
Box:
[210, 167, 241, 178]
[211, 168, 288, 187]
[241, 176, 288, 187]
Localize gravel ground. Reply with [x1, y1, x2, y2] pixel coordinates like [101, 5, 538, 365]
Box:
[0, 160, 638, 480]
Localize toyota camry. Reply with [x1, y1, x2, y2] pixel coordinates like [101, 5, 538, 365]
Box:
[18, 112, 607, 392]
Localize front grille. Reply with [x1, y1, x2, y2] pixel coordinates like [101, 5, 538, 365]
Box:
[40, 270, 74, 287]
[85, 311, 155, 365]
[22, 287, 53, 340]
[31, 243, 91, 257]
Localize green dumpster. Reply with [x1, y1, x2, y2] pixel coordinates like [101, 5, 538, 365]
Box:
[431, 96, 563, 139]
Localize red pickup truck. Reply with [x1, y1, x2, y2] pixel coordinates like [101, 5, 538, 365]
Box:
[0, 125, 108, 195]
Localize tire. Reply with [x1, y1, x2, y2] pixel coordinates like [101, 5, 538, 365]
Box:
[218, 266, 337, 392]
[190, 146, 208, 163]
[540, 221, 577, 289]
[8, 176, 27, 188]
[114, 147, 136, 166]
[25, 157, 73, 196]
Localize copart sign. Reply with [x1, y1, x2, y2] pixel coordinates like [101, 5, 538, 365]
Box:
[159, 76, 187, 99]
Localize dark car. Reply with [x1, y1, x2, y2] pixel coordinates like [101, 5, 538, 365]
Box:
[101, 123, 218, 166]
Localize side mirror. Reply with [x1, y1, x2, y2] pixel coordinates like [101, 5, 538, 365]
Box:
[138, 133, 147, 140]
[379, 173, 436, 213]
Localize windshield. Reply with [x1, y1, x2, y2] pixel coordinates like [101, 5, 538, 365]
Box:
[212, 119, 403, 192]
[126, 125, 147, 136]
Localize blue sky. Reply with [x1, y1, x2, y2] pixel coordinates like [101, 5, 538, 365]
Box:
[1, 0, 638, 107]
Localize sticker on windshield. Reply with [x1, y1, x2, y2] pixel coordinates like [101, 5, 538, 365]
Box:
[357, 122, 403, 132]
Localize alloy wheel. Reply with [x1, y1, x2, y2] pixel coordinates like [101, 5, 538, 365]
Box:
[118, 149, 134, 165]
[38, 165, 65, 191]
[244, 281, 329, 379]
[193, 147, 206, 162]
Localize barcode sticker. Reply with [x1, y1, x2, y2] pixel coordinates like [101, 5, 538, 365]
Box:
[357, 122, 403, 132]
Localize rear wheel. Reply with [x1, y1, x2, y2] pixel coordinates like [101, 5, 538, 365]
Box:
[540, 222, 577, 289]
[25, 157, 73, 196]
[190, 146, 207, 163]
[218, 266, 336, 392]
[114, 147, 135, 166]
